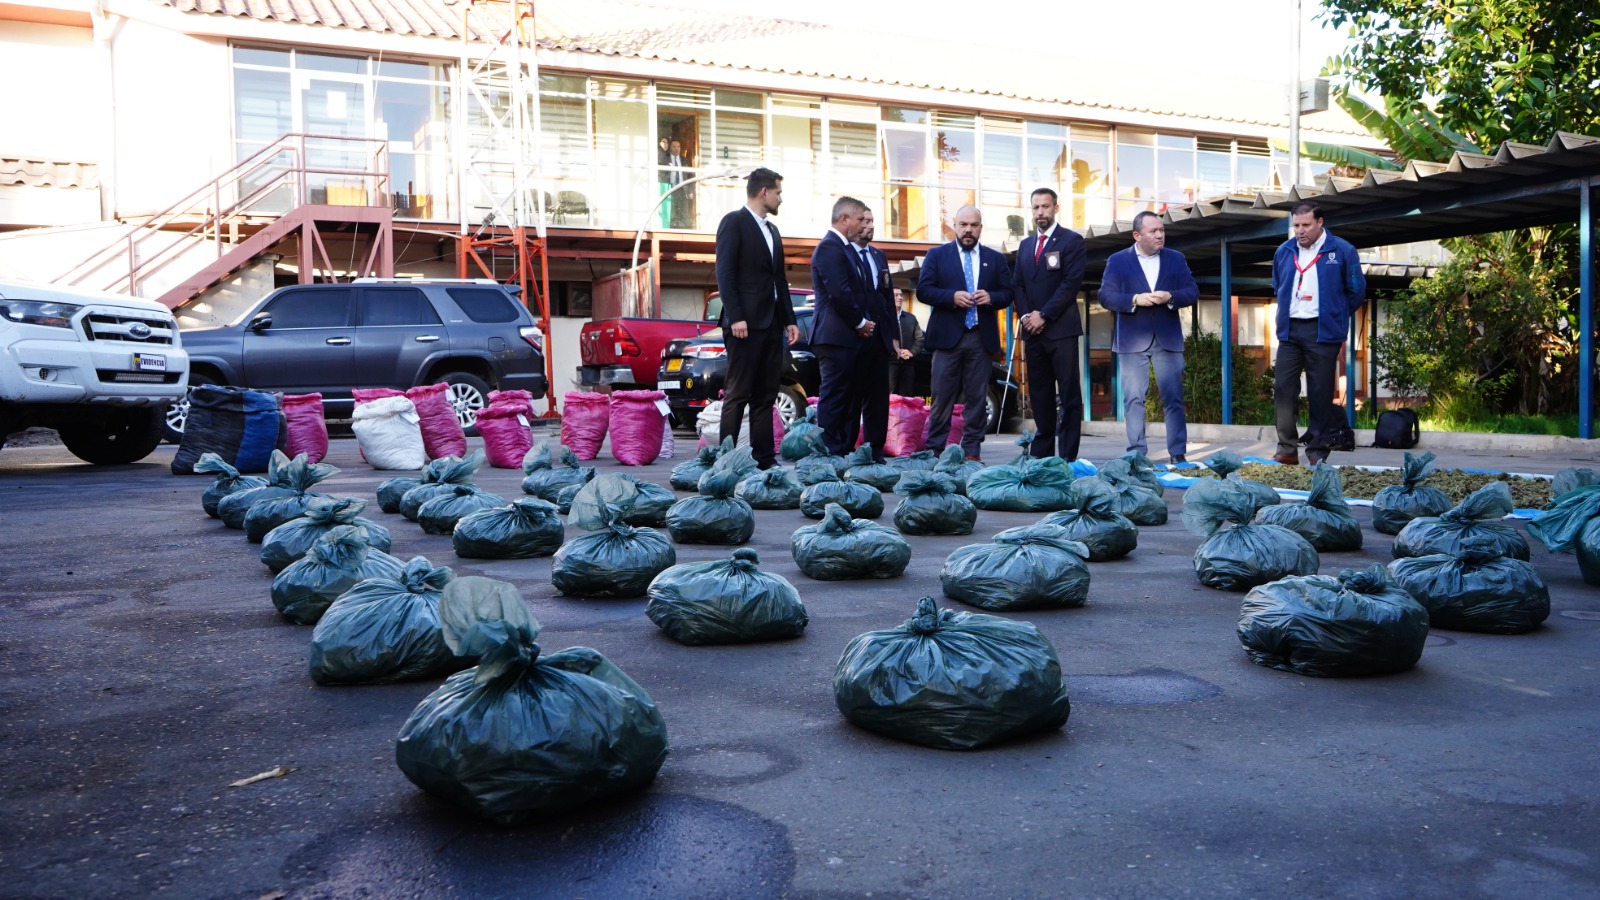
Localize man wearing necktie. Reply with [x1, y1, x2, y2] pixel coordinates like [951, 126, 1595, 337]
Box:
[714, 167, 799, 469]
[917, 205, 1013, 460]
[1011, 188, 1089, 461]
[809, 196, 886, 457]
[668, 139, 691, 228]
[851, 207, 901, 459]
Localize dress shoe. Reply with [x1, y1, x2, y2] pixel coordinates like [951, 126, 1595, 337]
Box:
[1271, 451, 1299, 465]
[964, 455, 982, 463]
[1304, 448, 1329, 466]
[1170, 455, 1187, 464]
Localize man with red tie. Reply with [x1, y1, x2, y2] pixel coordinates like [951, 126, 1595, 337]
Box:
[1010, 188, 1087, 460]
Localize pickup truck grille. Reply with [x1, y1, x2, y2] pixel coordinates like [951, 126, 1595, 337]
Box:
[82, 312, 178, 345]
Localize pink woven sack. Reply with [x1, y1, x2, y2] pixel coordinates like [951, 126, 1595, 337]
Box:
[561, 391, 610, 460]
[405, 383, 468, 460]
[607, 390, 667, 466]
[352, 387, 404, 407]
[474, 401, 533, 468]
[281, 393, 330, 464]
[885, 394, 930, 457]
[488, 389, 533, 413]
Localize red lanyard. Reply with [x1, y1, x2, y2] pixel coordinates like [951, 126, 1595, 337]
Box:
[1294, 252, 1322, 294]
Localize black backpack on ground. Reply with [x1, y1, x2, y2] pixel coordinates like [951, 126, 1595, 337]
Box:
[1312, 404, 1358, 453]
[1373, 408, 1421, 449]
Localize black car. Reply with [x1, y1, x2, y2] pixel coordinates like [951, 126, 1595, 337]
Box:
[656, 306, 1020, 431]
[173, 278, 548, 438]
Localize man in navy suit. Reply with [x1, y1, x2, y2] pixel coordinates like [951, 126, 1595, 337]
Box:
[714, 166, 799, 469]
[1011, 187, 1088, 460]
[1097, 210, 1200, 462]
[810, 196, 876, 456]
[917, 205, 1013, 460]
[851, 207, 901, 459]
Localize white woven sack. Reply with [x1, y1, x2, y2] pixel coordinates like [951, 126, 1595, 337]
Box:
[351, 395, 428, 470]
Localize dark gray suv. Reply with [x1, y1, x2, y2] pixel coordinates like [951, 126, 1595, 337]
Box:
[172, 278, 547, 437]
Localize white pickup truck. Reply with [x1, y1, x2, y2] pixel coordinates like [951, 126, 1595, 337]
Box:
[0, 280, 189, 464]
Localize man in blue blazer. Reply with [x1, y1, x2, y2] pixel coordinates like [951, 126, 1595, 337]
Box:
[810, 196, 893, 457]
[1097, 210, 1200, 462]
[917, 205, 1013, 460]
[1011, 187, 1088, 460]
[714, 167, 799, 469]
[1271, 201, 1366, 466]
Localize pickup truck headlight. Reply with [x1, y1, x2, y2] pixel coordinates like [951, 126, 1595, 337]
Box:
[0, 298, 79, 328]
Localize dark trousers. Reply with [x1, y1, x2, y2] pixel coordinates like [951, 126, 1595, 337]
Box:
[888, 361, 918, 398]
[816, 341, 891, 459]
[927, 329, 991, 458]
[1274, 317, 1341, 455]
[1024, 334, 1083, 461]
[722, 324, 784, 466]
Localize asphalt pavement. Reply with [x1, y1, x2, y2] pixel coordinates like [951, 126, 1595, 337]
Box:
[1, 427, 1598, 899]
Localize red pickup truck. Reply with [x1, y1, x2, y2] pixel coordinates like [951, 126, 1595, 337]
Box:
[576, 290, 812, 391]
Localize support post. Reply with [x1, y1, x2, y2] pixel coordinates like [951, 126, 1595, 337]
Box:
[1079, 296, 1091, 422]
[1369, 299, 1379, 413]
[1347, 315, 1358, 429]
[1220, 240, 1233, 424]
[1581, 181, 1595, 439]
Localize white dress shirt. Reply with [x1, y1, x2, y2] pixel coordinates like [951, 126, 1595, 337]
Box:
[1135, 247, 1162, 293]
[1289, 231, 1327, 319]
[749, 206, 775, 258]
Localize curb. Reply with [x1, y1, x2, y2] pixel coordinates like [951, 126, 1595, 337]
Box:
[1076, 420, 1598, 455]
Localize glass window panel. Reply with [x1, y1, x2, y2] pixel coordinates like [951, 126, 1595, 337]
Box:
[446, 287, 520, 323]
[828, 119, 880, 209]
[234, 68, 290, 144]
[770, 94, 822, 112]
[302, 79, 366, 138]
[882, 126, 928, 240]
[1116, 141, 1154, 201]
[539, 73, 586, 95]
[1026, 120, 1067, 138]
[1119, 129, 1156, 146]
[1237, 155, 1271, 193]
[361, 288, 440, 326]
[539, 93, 589, 179]
[593, 78, 646, 99]
[982, 131, 1022, 209]
[936, 128, 975, 241]
[771, 114, 824, 235]
[883, 107, 927, 125]
[592, 97, 651, 228]
[1197, 150, 1232, 198]
[297, 51, 365, 74]
[266, 288, 353, 328]
[712, 111, 763, 165]
[715, 89, 761, 109]
[1071, 140, 1110, 195]
[827, 99, 879, 122]
[377, 59, 440, 81]
[1025, 135, 1069, 194]
[1156, 142, 1195, 203]
[233, 46, 288, 68]
[1158, 134, 1196, 150]
[376, 81, 430, 150]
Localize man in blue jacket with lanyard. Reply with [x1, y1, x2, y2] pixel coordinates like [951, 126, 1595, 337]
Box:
[1272, 201, 1366, 466]
[917, 205, 1013, 460]
[1011, 187, 1087, 460]
[1097, 210, 1199, 462]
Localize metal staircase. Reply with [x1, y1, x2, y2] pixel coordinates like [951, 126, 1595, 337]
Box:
[57, 133, 395, 309]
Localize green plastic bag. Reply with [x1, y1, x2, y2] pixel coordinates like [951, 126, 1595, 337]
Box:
[792, 503, 911, 580]
[967, 456, 1077, 512]
[669, 443, 720, 491]
[418, 484, 508, 535]
[1091, 460, 1169, 526]
[645, 548, 809, 645]
[1371, 451, 1453, 535]
[217, 450, 316, 530]
[453, 497, 565, 559]
[1184, 476, 1318, 591]
[1006, 431, 1044, 466]
[401, 451, 486, 521]
[552, 476, 677, 597]
[780, 405, 826, 461]
[1528, 483, 1600, 585]
[667, 465, 756, 545]
[940, 524, 1091, 610]
[932, 444, 983, 496]
[1119, 450, 1166, 498]
[696, 442, 757, 492]
[832, 597, 1071, 750]
[194, 452, 267, 519]
[521, 442, 596, 502]
[1552, 466, 1600, 498]
[395, 577, 669, 823]
[1393, 482, 1530, 561]
[241, 452, 342, 542]
[843, 444, 899, 492]
[378, 455, 459, 515]
[735, 467, 804, 510]
[570, 473, 674, 526]
[892, 471, 977, 536]
[1238, 566, 1429, 677]
[1039, 478, 1137, 561]
[885, 450, 938, 474]
[1252, 462, 1362, 552]
[309, 556, 464, 684]
[261, 496, 393, 574]
[1388, 548, 1550, 634]
[1203, 450, 1280, 512]
[795, 451, 849, 486]
[271, 525, 405, 625]
[800, 474, 885, 519]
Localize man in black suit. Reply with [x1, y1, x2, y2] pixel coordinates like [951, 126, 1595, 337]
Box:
[667, 139, 691, 228]
[888, 289, 921, 396]
[1011, 187, 1087, 460]
[810, 196, 872, 456]
[714, 167, 799, 469]
[916, 205, 1013, 460]
[848, 206, 900, 458]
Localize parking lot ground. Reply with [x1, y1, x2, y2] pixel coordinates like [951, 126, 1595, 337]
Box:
[1, 431, 1598, 899]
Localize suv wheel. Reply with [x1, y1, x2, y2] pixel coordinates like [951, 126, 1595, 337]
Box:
[776, 386, 807, 425]
[163, 390, 192, 443]
[441, 372, 491, 432]
[59, 407, 166, 465]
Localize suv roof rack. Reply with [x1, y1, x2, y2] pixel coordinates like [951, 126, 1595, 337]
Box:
[350, 277, 504, 285]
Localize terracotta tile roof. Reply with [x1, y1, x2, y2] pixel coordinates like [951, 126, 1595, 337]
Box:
[0, 159, 100, 189]
[157, 0, 1371, 136]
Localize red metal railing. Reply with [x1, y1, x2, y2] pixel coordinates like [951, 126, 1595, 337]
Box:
[58, 133, 389, 296]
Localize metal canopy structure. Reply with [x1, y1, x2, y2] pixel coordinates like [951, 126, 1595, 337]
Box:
[1082, 132, 1600, 438]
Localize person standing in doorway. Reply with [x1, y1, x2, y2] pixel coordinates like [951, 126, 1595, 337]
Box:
[1010, 187, 1087, 460]
[1097, 210, 1200, 463]
[889, 289, 922, 397]
[714, 167, 799, 469]
[656, 138, 674, 229]
[668, 139, 692, 228]
[1271, 201, 1366, 466]
[917, 205, 1012, 461]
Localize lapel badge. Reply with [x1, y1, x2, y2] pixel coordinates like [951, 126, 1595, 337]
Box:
[1046, 251, 1061, 270]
